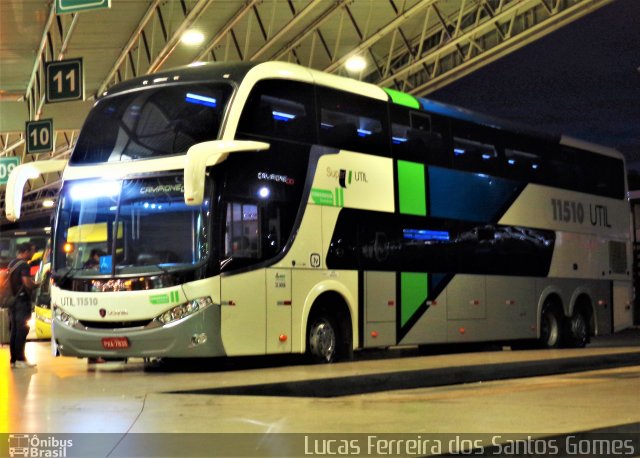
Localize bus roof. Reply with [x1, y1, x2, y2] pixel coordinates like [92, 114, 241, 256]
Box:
[100, 60, 620, 160]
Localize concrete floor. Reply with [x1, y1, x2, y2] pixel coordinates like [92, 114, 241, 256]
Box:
[2, 332, 640, 457]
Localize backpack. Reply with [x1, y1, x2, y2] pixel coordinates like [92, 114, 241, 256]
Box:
[0, 259, 27, 309]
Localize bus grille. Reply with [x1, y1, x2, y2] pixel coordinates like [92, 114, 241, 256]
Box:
[79, 320, 153, 329]
[609, 241, 627, 274]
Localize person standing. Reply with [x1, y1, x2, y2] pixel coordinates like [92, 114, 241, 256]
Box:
[9, 242, 38, 368]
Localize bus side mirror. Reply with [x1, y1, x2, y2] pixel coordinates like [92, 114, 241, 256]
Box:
[5, 160, 67, 221]
[184, 140, 270, 206]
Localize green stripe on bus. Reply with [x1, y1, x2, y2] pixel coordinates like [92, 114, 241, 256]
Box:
[311, 188, 335, 206]
[383, 88, 420, 109]
[334, 187, 345, 207]
[401, 272, 428, 326]
[150, 294, 170, 305]
[397, 160, 426, 216]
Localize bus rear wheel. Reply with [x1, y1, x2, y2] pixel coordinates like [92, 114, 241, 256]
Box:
[307, 314, 339, 363]
[564, 309, 590, 348]
[539, 303, 562, 349]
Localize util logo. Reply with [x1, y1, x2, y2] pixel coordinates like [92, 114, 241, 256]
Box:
[339, 169, 368, 188]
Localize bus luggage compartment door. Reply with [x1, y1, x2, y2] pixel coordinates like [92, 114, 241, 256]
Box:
[364, 271, 396, 348]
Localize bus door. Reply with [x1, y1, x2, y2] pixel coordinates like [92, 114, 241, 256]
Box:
[220, 270, 266, 356]
[219, 194, 294, 355]
[220, 201, 264, 355]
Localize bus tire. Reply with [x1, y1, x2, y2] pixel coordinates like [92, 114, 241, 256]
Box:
[307, 311, 340, 363]
[564, 308, 590, 348]
[539, 301, 563, 349]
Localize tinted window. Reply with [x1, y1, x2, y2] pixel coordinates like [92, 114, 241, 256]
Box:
[504, 148, 545, 181]
[453, 137, 501, 175]
[318, 87, 389, 155]
[391, 105, 448, 165]
[237, 79, 316, 143]
[71, 83, 233, 164]
[54, 176, 209, 276]
[554, 146, 624, 199]
[218, 142, 309, 272]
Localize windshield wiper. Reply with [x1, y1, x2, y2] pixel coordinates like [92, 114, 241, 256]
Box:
[55, 266, 82, 284]
[150, 264, 172, 275]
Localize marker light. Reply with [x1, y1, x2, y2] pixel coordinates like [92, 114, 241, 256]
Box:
[63, 243, 74, 253]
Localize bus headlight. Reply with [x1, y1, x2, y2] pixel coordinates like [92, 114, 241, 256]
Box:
[54, 306, 78, 327]
[156, 297, 213, 325]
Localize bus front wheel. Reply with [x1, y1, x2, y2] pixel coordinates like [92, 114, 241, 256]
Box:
[307, 314, 339, 363]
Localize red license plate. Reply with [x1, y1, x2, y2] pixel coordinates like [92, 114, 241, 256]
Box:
[101, 337, 130, 350]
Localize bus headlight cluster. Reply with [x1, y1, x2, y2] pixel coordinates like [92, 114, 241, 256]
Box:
[54, 306, 78, 327]
[156, 297, 213, 325]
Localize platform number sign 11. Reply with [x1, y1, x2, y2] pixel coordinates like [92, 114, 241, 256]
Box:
[45, 58, 84, 103]
[26, 119, 53, 154]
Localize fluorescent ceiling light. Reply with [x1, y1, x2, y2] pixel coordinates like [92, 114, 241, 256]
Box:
[345, 56, 366, 73]
[181, 30, 204, 46]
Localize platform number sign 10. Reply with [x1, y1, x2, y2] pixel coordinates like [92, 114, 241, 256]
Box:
[26, 119, 54, 154]
[45, 58, 84, 103]
[0, 157, 20, 185]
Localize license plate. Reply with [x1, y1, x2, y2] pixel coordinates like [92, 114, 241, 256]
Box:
[101, 337, 130, 350]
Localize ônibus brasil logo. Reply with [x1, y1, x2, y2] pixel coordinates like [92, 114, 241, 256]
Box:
[8, 434, 73, 457]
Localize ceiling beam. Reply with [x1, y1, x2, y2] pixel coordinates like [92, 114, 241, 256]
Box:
[250, 0, 324, 61]
[323, 0, 436, 73]
[97, 0, 164, 97]
[270, 0, 349, 61]
[146, 0, 216, 74]
[194, 0, 260, 62]
[376, 0, 614, 92]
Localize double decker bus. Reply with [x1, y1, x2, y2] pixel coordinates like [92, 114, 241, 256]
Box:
[5, 61, 633, 363]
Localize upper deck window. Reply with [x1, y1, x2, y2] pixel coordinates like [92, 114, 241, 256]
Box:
[318, 87, 389, 155]
[390, 105, 448, 165]
[237, 79, 316, 143]
[71, 83, 233, 164]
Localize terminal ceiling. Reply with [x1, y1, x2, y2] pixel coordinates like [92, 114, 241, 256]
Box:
[0, 0, 623, 223]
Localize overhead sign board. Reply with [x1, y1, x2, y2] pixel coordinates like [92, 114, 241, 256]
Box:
[0, 157, 20, 186]
[55, 0, 111, 14]
[26, 119, 54, 154]
[45, 58, 84, 103]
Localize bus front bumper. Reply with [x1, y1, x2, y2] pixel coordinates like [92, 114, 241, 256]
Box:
[52, 305, 225, 358]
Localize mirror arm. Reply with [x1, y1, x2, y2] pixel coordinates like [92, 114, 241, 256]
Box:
[5, 160, 67, 221]
[184, 140, 269, 206]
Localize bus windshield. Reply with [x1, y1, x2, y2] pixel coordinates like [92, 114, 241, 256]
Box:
[70, 83, 233, 164]
[54, 176, 210, 276]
